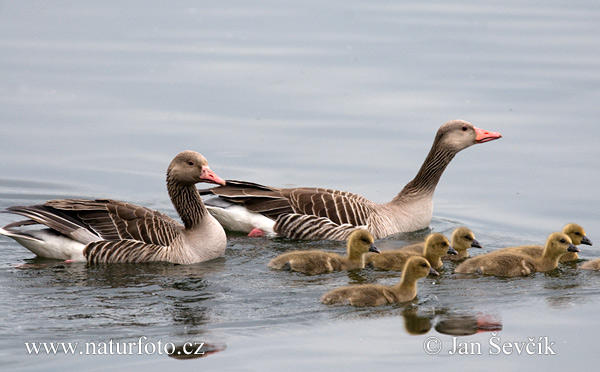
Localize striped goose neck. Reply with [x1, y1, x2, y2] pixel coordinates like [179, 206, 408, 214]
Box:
[166, 177, 207, 230]
[393, 137, 457, 202]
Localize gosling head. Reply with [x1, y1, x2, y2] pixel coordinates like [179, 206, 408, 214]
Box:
[425, 233, 457, 257]
[545, 232, 579, 257]
[436, 120, 502, 153]
[347, 229, 380, 259]
[562, 223, 592, 246]
[404, 256, 440, 279]
[167, 150, 226, 186]
[451, 227, 483, 252]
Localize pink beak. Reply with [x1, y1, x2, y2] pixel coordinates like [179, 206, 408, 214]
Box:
[200, 166, 226, 186]
[474, 126, 502, 143]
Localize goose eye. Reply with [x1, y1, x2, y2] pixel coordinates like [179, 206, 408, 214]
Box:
[575, 232, 581, 236]
[421, 263, 428, 268]
[361, 238, 369, 243]
[187, 161, 195, 166]
[461, 125, 468, 131]
[559, 238, 566, 244]
[464, 236, 471, 240]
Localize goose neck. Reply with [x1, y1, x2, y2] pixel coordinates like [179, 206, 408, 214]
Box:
[393, 139, 457, 202]
[167, 178, 207, 230]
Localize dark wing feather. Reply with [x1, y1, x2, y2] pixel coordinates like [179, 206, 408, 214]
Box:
[274, 214, 359, 241]
[201, 180, 378, 227]
[199, 180, 293, 219]
[8, 199, 182, 246]
[282, 188, 376, 226]
[84, 240, 169, 263]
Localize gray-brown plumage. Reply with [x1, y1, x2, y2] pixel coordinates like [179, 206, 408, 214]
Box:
[364, 233, 456, 270]
[400, 227, 482, 261]
[489, 223, 591, 262]
[0, 151, 227, 264]
[201, 120, 502, 240]
[321, 256, 439, 306]
[267, 229, 380, 275]
[455, 232, 578, 277]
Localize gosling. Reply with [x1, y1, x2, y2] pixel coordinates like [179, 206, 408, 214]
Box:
[487, 223, 591, 262]
[455, 232, 578, 277]
[267, 229, 380, 275]
[400, 227, 482, 260]
[364, 233, 457, 270]
[321, 256, 439, 307]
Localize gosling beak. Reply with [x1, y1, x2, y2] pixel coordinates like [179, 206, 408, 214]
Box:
[474, 126, 502, 144]
[200, 166, 227, 186]
[567, 244, 580, 253]
[369, 244, 381, 254]
[429, 267, 440, 277]
[447, 246, 458, 255]
[471, 239, 483, 248]
[581, 236, 593, 246]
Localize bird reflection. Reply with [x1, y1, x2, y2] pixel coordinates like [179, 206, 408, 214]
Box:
[402, 308, 502, 336]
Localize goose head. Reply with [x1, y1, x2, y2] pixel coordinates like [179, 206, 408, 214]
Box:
[167, 151, 226, 186]
[424, 233, 457, 257]
[544, 232, 579, 258]
[451, 227, 482, 252]
[347, 229, 380, 259]
[562, 223, 592, 246]
[404, 256, 440, 279]
[436, 120, 502, 152]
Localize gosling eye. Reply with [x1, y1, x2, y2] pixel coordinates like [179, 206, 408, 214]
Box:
[464, 235, 472, 240]
[575, 232, 581, 236]
[187, 161, 195, 166]
[559, 238, 566, 244]
[361, 238, 370, 244]
[461, 125, 468, 131]
[421, 263, 428, 268]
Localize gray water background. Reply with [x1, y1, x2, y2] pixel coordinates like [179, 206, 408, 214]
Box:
[1, 1, 599, 370]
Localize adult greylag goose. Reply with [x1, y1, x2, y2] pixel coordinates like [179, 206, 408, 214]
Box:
[267, 229, 380, 275]
[0, 151, 227, 264]
[364, 233, 456, 270]
[399, 227, 482, 260]
[455, 232, 578, 277]
[483, 223, 591, 262]
[200, 120, 501, 240]
[321, 256, 439, 307]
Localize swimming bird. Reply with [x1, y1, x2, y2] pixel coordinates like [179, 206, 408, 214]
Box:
[455, 232, 578, 277]
[267, 229, 380, 275]
[321, 256, 439, 306]
[484, 223, 591, 262]
[200, 120, 501, 240]
[580, 259, 600, 270]
[0, 151, 227, 264]
[399, 227, 482, 260]
[364, 233, 456, 270]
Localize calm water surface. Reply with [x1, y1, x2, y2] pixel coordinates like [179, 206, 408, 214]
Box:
[1, 1, 600, 370]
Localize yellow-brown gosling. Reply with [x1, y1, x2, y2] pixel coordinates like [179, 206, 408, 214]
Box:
[267, 229, 380, 275]
[364, 233, 456, 270]
[487, 223, 591, 262]
[455, 232, 578, 277]
[581, 259, 600, 270]
[400, 227, 481, 260]
[321, 256, 439, 307]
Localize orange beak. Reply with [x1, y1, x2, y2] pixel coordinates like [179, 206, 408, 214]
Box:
[200, 166, 226, 186]
[474, 126, 502, 143]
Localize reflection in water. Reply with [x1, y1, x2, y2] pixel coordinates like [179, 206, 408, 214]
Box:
[402, 308, 502, 336]
[167, 342, 227, 360]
